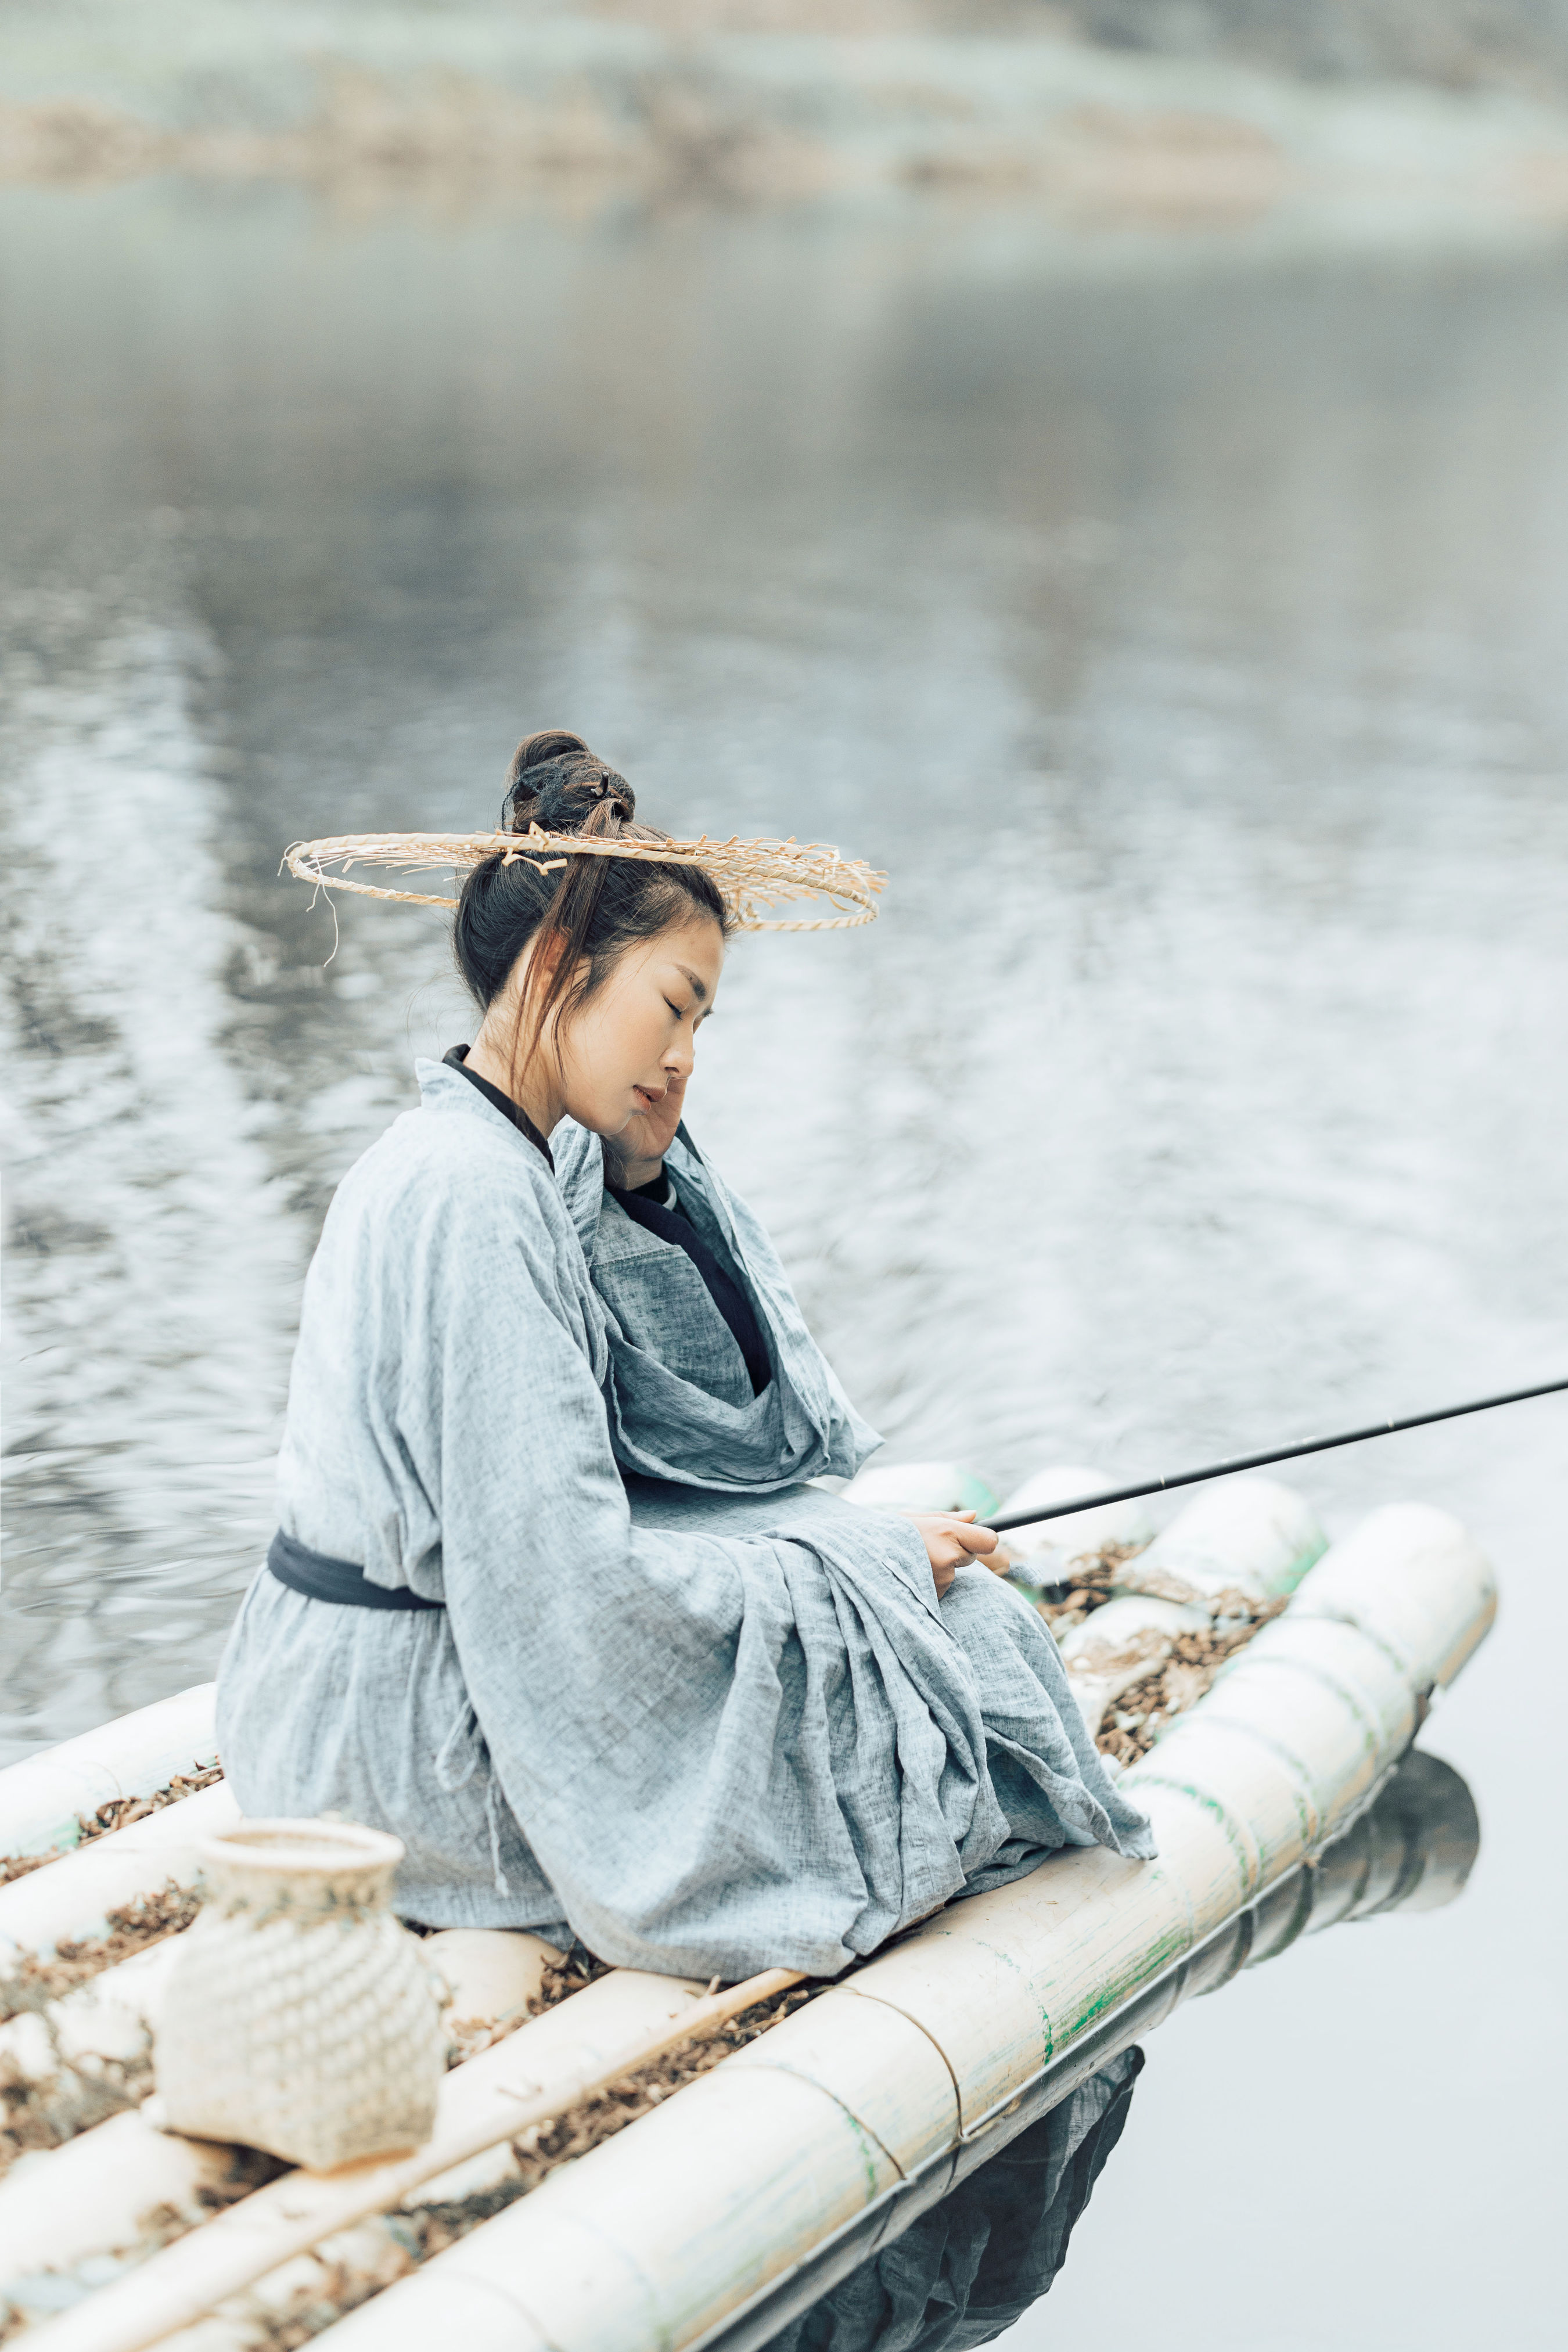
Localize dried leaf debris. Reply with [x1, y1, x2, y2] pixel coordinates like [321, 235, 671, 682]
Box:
[1091, 1600, 1288, 1766]
[0, 1884, 199, 2027]
[1029, 1555, 1287, 1767]
[0, 1765, 224, 1886]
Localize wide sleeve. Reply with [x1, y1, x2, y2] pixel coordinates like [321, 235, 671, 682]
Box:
[422, 1178, 873, 1973]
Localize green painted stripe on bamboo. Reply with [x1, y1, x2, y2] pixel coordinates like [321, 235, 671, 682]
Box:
[1128, 1774, 1260, 1898]
[738, 2059, 911, 2188]
[844, 2107, 891, 2203]
[1289, 1606, 1418, 1685]
[1221, 1649, 1389, 1761]
[1277, 1533, 1329, 1589]
[1166, 1713, 1323, 1850]
[1056, 1918, 1192, 2044]
[954, 1472, 1001, 1518]
[1150, 1847, 1200, 1963]
[969, 1934, 1055, 2069]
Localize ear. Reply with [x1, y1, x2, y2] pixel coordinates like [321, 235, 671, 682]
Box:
[519, 927, 571, 993]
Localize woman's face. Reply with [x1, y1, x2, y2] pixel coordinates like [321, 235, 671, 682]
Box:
[555, 914, 725, 1144]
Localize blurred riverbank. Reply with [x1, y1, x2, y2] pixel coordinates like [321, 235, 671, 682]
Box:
[6, 1, 1568, 233]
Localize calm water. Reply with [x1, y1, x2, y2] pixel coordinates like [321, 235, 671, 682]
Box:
[2, 181, 1566, 2344]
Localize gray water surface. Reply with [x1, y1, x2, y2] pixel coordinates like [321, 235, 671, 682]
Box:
[2, 184, 1565, 2344]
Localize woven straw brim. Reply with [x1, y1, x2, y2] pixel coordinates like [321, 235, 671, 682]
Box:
[283, 827, 884, 932]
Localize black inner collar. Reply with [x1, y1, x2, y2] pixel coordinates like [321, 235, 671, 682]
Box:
[604, 1177, 772, 1397]
[443, 1046, 555, 1171]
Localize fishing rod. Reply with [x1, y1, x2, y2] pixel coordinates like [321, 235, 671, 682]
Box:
[984, 1374, 1568, 1535]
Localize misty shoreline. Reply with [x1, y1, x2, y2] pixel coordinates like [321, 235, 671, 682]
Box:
[5, 3, 1568, 229]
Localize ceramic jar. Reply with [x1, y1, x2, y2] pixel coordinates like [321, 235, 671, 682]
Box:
[154, 1817, 445, 2171]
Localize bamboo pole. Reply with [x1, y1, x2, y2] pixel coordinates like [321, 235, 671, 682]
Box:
[14, 1966, 802, 2352]
[990, 1463, 1155, 1574]
[0, 1934, 181, 2102]
[0, 1783, 239, 1966]
[0, 1689, 218, 1865]
[1109, 1476, 1325, 1602]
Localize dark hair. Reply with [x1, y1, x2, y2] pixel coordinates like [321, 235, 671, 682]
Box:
[453, 729, 731, 1072]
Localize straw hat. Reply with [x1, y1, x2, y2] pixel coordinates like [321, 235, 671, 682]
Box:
[283, 824, 884, 933]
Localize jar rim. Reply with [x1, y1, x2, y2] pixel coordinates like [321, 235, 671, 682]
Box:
[197, 1815, 405, 1879]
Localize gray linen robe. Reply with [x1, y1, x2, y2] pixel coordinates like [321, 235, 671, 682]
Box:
[217, 1060, 1152, 1979]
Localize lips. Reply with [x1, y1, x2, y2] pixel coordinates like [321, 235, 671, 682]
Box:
[632, 1085, 666, 1109]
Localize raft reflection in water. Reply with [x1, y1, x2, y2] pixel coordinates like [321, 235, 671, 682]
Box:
[754, 1749, 1479, 2352]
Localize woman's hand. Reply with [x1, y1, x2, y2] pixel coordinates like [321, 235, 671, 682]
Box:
[605, 1070, 688, 1191]
[901, 1510, 1009, 1599]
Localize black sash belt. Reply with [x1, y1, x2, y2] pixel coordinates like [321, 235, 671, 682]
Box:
[267, 1529, 445, 1612]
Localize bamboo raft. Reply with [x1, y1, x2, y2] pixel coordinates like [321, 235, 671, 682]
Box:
[0, 1474, 1495, 2350]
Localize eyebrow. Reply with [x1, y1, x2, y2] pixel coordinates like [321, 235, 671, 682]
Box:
[674, 964, 711, 1005]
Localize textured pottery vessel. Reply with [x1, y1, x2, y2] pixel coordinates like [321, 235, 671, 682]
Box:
[154, 1817, 445, 2171]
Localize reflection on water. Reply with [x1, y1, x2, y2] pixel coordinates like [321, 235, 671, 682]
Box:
[1, 175, 1564, 2346]
[766, 2057, 1143, 2352]
[747, 1747, 1478, 2352]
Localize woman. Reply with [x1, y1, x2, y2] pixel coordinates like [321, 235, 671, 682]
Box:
[219, 732, 1152, 1981]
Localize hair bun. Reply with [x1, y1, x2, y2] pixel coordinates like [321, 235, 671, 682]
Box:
[503, 729, 636, 836]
